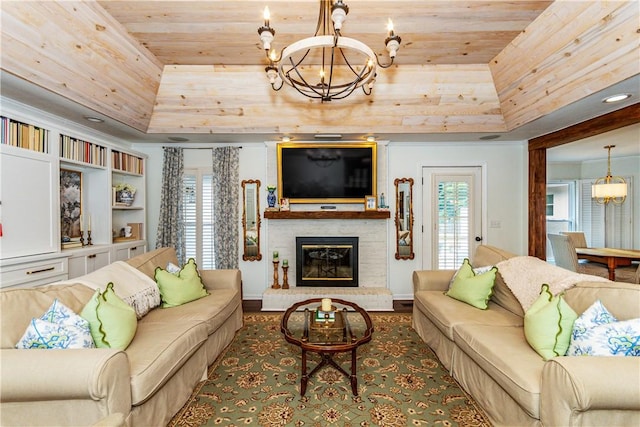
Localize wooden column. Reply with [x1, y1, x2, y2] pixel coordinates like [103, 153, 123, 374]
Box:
[528, 148, 546, 259]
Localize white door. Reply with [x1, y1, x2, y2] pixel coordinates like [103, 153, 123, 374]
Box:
[422, 167, 483, 269]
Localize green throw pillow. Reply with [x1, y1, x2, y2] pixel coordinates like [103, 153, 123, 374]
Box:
[445, 258, 498, 309]
[154, 258, 208, 308]
[80, 282, 137, 349]
[524, 283, 578, 360]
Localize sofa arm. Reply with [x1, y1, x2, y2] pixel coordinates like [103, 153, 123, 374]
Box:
[541, 357, 640, 425]
[413, 270, 455, 293]
[200, 269, 242, 292]
[0, 348, 131, 410]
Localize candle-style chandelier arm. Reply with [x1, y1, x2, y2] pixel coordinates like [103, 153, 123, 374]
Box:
[257, 0, 401, 101]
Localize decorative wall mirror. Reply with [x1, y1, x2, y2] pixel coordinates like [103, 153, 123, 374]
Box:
[394, 178, 414, 260]
[242, 179, 262, 261]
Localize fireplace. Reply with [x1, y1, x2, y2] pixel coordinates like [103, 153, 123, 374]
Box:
[296, 237, 358, 287]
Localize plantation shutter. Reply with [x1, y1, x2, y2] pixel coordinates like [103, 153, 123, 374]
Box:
[201, 174, 215, 269]
[183, 173, 197, 262]
[182, 170, 216, 269]
[437, 180, 470, 269]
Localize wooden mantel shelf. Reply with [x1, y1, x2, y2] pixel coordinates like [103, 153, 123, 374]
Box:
[264, 210, 390, 220]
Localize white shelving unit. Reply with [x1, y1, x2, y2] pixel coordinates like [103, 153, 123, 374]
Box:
[0, 97, 148, 286]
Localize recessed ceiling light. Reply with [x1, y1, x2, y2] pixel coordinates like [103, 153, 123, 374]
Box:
[281, 136, 291, 142]
[168, 136, 189, 142]
[602, 93, 632, 103]
[84, 116, 104, 123]
[366, 136, 376, 142]
[479, 134, 500, 140]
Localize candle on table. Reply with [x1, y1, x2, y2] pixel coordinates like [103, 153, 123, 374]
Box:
[282, 259, 288, 267]
[79, 214, 83, 231]
[88, 215, 91, 232]
[273, 251, 278, 261]
[321, 298, 332, 312]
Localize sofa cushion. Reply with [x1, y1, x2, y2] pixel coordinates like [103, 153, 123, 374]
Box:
[453, 323, 544, 419]
[491, 273, 525, 317]
[126, 247, 179, 280]
[414, 290, 522, 341]
[1, 283, 94, 348]
[564, 281, 640, 320]
[524, 284, 577, 360]
[142, 289, 240, 336]
[154, 259, 208, 308]
[446, 259, 497, 309]
[81, 283, 138, 349]
[126, 318, 208, 405]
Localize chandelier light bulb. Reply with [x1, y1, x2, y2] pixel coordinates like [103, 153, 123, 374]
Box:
[263, 6, 270, 25]
[387, 18, 394, 35]
[269, 50, 277, 62]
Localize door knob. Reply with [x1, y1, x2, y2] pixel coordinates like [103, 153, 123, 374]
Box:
[475, 236, 482, 242]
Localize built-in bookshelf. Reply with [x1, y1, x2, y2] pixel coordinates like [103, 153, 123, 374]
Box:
[59, 134, 107, 167]
[112, 149, 144, 174]
[0, 116, 49, 153]
[1, 100, 147, 266]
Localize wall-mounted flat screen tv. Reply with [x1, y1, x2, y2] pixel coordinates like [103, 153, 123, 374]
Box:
[277, 142, 377, 204]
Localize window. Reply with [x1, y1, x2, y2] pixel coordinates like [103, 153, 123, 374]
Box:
[546, 194, 554, 216]
[437, 180, 471, 269]
[182, 169, 215, 269]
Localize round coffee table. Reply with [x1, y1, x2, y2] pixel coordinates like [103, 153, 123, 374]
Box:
[280, 298, 373, 396]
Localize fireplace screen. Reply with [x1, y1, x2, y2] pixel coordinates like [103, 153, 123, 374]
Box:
[296, 237, 358, 287]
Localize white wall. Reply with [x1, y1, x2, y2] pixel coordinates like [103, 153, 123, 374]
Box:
[136, 140, 529, 301]
[386, 141, 528, 298]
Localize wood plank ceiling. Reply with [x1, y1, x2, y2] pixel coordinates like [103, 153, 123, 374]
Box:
[1, 0, 638, 139]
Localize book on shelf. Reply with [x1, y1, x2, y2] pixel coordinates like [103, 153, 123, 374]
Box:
[62, 241, 83, 249]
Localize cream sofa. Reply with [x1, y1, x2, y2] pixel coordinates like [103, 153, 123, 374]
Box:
[412, 245, 640, 427]
[0, 247, 243, 426]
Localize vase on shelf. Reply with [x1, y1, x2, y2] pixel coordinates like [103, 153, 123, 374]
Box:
[267, 186, 277, 208]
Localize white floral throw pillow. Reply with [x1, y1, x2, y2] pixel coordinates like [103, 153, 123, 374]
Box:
[16, 299, 95, 349]
[568, 300, 640, 356]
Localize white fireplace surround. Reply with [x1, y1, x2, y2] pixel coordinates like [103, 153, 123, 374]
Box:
[262, 218, 392, 310]
[262, 141, 392, 311]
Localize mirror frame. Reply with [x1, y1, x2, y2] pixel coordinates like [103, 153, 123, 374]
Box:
[242, 179, 262, 261]
[394, 178, 415, 260]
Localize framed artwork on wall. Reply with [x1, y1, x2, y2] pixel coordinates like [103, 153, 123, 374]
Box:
[60, 169, 82, 240]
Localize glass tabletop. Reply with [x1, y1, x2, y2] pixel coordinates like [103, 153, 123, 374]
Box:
[281, 299, 373, 350]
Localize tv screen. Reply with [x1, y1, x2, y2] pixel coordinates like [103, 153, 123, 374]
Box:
[277, 142, 376, 204]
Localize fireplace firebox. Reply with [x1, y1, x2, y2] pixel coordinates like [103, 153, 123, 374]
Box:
[296, 237, 358, 287]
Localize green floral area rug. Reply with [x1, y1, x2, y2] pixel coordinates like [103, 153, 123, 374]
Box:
[169, 313, 490, 427]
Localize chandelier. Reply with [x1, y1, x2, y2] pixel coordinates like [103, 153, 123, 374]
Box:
[257, 0, 401, 102]
[592, 145, 627, 205]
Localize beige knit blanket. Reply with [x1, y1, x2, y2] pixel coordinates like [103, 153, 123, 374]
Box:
[495, 256, 610, 311]
[53, 261, 161, 318]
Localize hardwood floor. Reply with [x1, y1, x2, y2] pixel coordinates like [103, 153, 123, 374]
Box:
[242, 299, 413, 313]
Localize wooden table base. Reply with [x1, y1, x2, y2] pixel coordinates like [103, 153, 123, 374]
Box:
[301, 348, 358, 396]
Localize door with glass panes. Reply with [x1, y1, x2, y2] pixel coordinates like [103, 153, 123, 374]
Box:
[422, 167, 483, 269]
